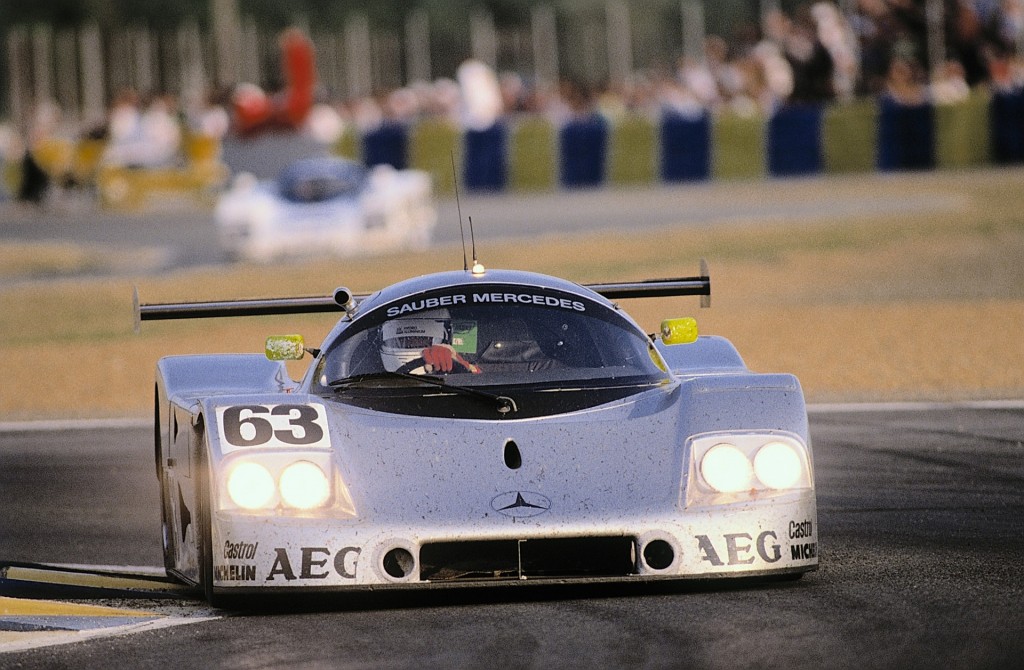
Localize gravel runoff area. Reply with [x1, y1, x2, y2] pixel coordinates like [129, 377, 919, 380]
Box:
[1, 167, 1022, 419]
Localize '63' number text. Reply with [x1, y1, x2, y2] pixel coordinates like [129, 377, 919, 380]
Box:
[216, 404, 330, 451]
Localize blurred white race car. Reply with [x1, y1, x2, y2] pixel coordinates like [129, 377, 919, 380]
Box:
[215, 157, 437, 262]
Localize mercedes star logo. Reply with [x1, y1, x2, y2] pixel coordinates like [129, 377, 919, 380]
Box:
[491, 491, 551, 518]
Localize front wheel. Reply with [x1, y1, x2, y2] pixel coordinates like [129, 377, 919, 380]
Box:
[160, 484, 176, 573]
[195, 438, 218, 605]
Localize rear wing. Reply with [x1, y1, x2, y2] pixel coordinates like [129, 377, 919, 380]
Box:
[135, 261, 710, 327]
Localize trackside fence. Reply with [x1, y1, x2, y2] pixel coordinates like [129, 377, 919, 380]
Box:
[4, 89, 1024, 202]
[336, 89, 1023, 195]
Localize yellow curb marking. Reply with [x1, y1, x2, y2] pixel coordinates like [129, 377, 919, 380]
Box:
[0, 596, 159, 618]
[3, 566, 191, 594]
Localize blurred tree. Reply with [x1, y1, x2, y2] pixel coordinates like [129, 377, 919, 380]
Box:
[117, 0, 210, 29]
[3, 0, 92, 27]
[2, 0, 753, 33]
[2, 0, 759, 39]
[2, 0, 211, 28]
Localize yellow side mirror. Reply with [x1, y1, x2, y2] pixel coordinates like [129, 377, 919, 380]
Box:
[266, 334, 306, 360]
[660, 318, 698, 345]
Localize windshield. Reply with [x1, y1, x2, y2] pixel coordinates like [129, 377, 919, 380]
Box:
[279, 158, 366, 203]
[311, 284, 670, 418]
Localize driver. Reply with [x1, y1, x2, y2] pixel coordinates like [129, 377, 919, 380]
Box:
[380, 310, 480, 374]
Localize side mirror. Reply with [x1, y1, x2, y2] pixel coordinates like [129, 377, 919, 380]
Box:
[266, 334, 307, 360]
[660, 318, 698, 345]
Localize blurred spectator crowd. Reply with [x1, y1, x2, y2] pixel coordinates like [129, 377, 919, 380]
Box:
[4, 0, 1024, 202]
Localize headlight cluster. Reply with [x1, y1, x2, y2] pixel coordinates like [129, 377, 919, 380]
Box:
[224, 458, 332, 511]
[690, 432, 811, 501]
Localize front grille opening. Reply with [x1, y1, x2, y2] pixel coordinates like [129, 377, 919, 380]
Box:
[419, 536, 637, 582]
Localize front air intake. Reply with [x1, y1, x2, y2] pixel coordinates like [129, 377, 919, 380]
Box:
[419, 536, 637, 582]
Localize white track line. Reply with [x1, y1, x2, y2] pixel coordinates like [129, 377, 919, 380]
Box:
[0, 613, 219, 654]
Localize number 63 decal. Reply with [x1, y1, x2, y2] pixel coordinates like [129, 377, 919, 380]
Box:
[216, 404, 330, 452]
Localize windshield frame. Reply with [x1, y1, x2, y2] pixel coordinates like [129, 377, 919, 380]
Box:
[310, 282, 670, 399]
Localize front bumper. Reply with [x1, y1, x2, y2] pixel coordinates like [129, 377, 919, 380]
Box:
[209, 494, 817, 593]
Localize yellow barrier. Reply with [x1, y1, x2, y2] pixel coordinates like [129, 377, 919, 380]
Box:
[70, 139, 105, 186]
[823, 99, 877, 174]
[184, 134, 220, 164]
[935, 90, 991, 169]
[712, 112, 765, 180]
[97, 134, 228, 210]
[30, 138, 74, 180]
[333, 127, 361, 161]
[409, 119, 460, 195]
[508, 116, 557, 192]
[607, 114, 657, 186]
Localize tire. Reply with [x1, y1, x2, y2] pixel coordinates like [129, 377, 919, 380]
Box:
[155, 391, 177, 574]
[195, 430, 218, 605]
[153, 395, 174, 573]
[160, 485, 176, 573]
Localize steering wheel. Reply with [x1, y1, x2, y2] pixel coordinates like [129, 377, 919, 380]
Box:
[394, 355, 475, 376]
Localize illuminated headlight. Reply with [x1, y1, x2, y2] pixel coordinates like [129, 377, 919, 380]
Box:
[222, 456, 339, 513]
[701, 444, 754, 493]
[754, 441, 804, 490]
[279, 461, 331, 509]
[227, 462, 276, 510]
[688, 432, 812, 505]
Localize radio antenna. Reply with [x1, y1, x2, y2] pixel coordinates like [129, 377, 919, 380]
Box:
[452, 151, 468, 272]
[469, 216, 478, 268]
[451, 151, 484, 275]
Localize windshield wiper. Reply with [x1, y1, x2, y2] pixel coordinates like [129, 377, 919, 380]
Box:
[328, 371, 423, 388]
[328, 371, 519, 416]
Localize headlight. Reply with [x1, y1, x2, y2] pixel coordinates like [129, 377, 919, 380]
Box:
[687, 432, 812, 506]
[227, 462, 276, 510]
[279, 461, 331, 509]
[700, 443, 754, 493]
[753, 441, 804, 490]
[222, 457, 336, 512]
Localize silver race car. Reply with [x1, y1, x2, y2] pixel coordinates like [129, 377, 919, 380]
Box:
[140, 263, 817, 604]
[214, 157, 436, 262]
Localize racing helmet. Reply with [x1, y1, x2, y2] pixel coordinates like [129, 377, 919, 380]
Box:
[380, 310, 451, 372]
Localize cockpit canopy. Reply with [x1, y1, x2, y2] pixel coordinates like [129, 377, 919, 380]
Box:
[311, 282, 671, 418]
[278, 157, 367, 203]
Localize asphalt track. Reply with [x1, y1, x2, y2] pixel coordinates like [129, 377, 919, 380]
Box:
[1, 404, 1023, 668]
